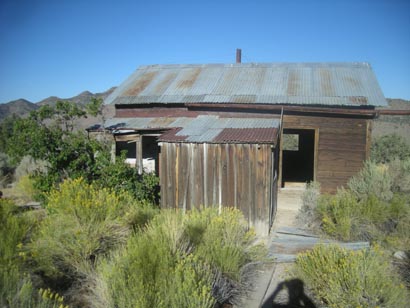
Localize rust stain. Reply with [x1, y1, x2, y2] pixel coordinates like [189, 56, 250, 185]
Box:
[232, 95, 256, 104]
[348, 96, 368, 105]
[124, 71, 157, 96]
[287, 70, 299, 96]
[158, 128, 188, 142]
[213, 128, 278, 144]
[155, 72, 177, 93]
[344, 76, 360, 88]
[177, 68, 201, 89]
[319, 69, 334, 96]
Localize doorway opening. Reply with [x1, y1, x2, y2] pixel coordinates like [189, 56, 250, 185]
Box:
[281, 129, 315, 188]
[142, 135, 160, 176]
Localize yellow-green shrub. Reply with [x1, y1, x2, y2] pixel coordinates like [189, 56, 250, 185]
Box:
[99, 211, 215, 308]
[97, 208, 263, 308]
[317, 188, 410, 244]
[12, 174, 38, 203]
[348, 160, 393, 202]
[293, 245, 409, 308]
[0, 199, 67, 308]
[195, 208, 253, 280]
[28, 178, 145, 291]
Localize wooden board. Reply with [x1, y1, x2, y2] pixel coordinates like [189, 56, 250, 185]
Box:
[282, 115, 369, 193]
[160, 142, 274, 234]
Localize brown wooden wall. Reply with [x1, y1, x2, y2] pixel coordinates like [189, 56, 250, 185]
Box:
[159, 142, 275, 234]
[282, 115, 371, 193]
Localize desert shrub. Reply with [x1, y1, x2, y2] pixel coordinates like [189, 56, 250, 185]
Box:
[97, 208, 263, 308]
[168, 254, 216, 308]
[317, 188, 410, 242]
[371, 133, 410, 164]
[317, 189, 359, 241]
[347, 160, 393, 202]
[27, 178, 141, 304]
[0, 152, 13, 188]
[389, 158, 410, 193]
[293, 245, 409, 308]
[14, 155, 49, 181]
[124, 200, 159, 231]
[12, 174, 38, 204]
[99, 210, 215, 308]
[296, 181, 321, 229]
[383, 194, 410, 252]
[0, 199, 67, 308]
[0, 199, 30, 306]
[195, 209, 252, 281]
[188, 208, 265, 305]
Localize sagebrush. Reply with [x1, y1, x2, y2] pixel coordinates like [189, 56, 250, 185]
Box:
[293, 245, 409, 308]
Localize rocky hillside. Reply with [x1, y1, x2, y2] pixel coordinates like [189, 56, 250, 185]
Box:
[0, 87, 116, 122]
[0, 99, 39, 121]
[373, 98, 410, 142]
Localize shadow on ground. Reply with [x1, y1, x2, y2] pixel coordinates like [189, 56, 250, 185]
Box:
[261, 278, 316, 308]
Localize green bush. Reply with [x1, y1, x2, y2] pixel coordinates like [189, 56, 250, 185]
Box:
[0, 152, 13, 188]
[99, 210, 216, 308]
[389, 158, 410, 193]
[348, 160, 393, 202]
[29, 178, 135, 280]
[296, 181, 321, 229]
[317, 188, 410, 244]
[293, 245, 409, 308]
[195, 208, 252, 281]
[96, 208, 263, 308]
[0, 199, 67, 308]
[93, 153, 160, 204]
[371, 133, 410, 164]
[14, 155, 49, 182]
[12, 175, 38, 204]
[26, 178, 150, 308]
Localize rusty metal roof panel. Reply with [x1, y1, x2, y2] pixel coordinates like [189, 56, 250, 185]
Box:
[213, 128, 278, 143]
[105, 62, 387, 107]
[173, 115, 280, 143]
[107, 115, 280, 144]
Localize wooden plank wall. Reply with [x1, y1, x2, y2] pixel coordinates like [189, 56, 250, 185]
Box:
[160, 143, 274, 234]
[283, 115, 370, 193]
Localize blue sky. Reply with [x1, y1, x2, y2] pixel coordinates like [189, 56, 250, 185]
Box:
[0, 0, 409, 103]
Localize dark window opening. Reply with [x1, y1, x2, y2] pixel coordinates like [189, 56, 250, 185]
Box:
[116, 141, 136, 158]
[281, 129, 315, 187]
[142, 136, 160, 176]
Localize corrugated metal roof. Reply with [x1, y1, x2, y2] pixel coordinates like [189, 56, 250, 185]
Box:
[106, 115, 280, 144]
[213, 128, 278, 143]
[105, 63, 388, 107]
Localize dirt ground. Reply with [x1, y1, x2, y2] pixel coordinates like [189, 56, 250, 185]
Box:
[236, 187, 306, 308]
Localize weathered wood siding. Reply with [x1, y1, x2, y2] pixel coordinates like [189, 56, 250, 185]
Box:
[160, 143, 274, 234]
[283, 115, 370, 193]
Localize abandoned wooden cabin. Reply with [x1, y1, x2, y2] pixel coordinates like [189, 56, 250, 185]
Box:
[101, 62, 387, 234]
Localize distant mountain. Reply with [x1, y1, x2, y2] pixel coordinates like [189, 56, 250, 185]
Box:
[0, 99, 39, 122]
[0, 87, 116, 123]
[36, 87, 116, 107]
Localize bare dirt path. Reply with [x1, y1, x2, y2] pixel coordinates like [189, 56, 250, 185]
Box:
[236, 187, 368, 308]
[235, 188, 304, 308]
